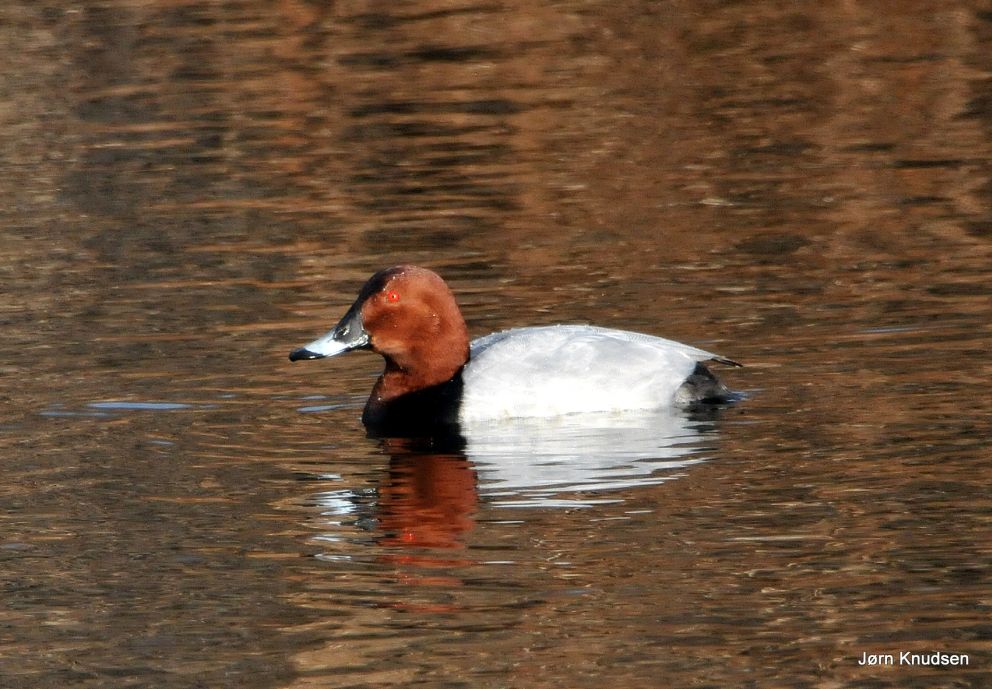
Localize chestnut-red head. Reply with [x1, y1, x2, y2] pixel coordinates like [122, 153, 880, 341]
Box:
[290, 266, 470, 402]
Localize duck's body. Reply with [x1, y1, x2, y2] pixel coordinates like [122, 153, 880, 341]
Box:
[289, 266, 740, 436]
[461, 325, 734, 421]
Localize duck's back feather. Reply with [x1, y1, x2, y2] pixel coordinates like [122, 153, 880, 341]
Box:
[459, 325, 734, 421]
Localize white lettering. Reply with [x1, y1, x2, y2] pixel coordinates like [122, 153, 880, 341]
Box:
[859, 651, 969, 667]
[859, 652, 894, 665]
[897, 651, 970, 666]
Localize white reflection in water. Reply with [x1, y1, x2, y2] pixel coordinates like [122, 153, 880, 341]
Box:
[40, 400, 197, 416]
[461, 409, 717, 506]
[88, 400, 194, 411]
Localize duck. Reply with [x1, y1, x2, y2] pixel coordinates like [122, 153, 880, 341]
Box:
[289, 265, 741, 435]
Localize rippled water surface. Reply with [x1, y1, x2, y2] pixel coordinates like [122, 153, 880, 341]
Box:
[3, 2, 992, 688]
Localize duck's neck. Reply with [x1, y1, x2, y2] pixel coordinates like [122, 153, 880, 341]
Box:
[371, 351, 465, 405]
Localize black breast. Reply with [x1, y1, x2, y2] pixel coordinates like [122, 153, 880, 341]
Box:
[362, 371, 465, 438]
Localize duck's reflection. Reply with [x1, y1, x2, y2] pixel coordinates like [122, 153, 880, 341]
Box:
[309, 407, 722, 559]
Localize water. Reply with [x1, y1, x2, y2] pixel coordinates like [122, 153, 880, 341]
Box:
[2, 1, 991, 687]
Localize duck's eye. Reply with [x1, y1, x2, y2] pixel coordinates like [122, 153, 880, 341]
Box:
[386, 290, 400, 303]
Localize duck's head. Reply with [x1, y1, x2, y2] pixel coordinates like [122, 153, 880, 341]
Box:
[290, 265, 470, 386]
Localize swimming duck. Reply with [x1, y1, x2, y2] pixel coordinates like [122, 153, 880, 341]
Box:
[289, 265, 740, 435]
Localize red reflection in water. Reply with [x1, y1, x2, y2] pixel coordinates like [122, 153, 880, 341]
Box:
[377, 453, 478, 552]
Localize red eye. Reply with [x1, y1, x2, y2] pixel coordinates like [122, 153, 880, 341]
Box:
[386, 290, 400, 303]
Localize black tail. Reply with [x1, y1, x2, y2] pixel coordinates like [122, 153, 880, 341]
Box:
[677, 362, 738, 405]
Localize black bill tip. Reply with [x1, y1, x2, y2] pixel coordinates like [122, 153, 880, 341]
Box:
[289, 347, 324, 362]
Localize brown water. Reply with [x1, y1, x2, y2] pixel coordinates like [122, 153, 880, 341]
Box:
[2, 2, 991, 687]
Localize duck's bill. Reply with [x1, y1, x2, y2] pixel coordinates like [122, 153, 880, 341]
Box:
[289, 305, 369, 361]
[289, 333, 355, 360]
